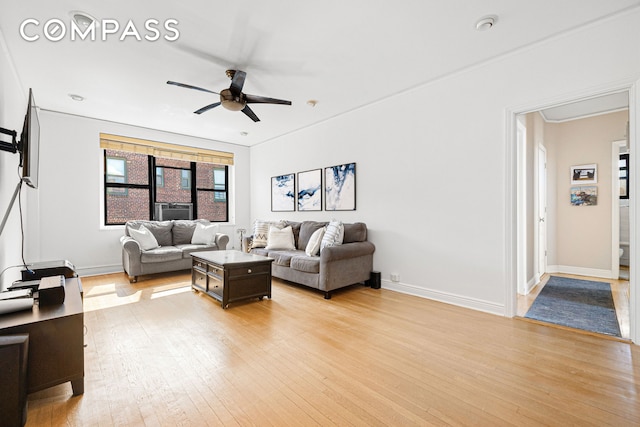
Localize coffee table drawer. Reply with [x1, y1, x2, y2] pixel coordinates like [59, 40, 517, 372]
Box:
[227, 263, 271, 278]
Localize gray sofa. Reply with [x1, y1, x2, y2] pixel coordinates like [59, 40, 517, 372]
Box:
[245, 221, 375, 299]
[121, 219, 229, 282]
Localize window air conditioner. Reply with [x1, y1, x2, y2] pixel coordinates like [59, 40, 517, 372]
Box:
[154, 203, 193, 221]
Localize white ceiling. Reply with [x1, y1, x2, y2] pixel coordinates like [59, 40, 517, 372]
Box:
[1, 1, 639, 146]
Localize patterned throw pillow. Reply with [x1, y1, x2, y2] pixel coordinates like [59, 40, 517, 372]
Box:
[251, 220, 285, 248]
[320, 220, 344, 253]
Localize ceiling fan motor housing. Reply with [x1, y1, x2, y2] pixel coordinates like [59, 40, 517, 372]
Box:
[220, 88, 246, 111]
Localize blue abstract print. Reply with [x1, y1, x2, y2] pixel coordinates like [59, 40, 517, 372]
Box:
[271, 173, 295, 211]
[325, 163, 356, 210]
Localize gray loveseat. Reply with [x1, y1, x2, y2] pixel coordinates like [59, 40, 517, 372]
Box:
[245, 221, 375, 299]
[121, 219, 229, 282]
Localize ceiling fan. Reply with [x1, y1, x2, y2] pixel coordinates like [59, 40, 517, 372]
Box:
[167, 69, 291, 122]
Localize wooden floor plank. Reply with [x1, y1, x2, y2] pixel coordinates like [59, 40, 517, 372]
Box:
[24, 271, 640, 426]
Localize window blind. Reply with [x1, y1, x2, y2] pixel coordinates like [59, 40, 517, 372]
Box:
[99, 133, 234, 165]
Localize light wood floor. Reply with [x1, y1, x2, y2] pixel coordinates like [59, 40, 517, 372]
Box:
[517, 272, 631, 340]
[26, 272, 640, 426]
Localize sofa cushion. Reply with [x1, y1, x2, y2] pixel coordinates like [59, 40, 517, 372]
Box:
[128, 225, 160, 250]
[298, 221, 328, 250]
[142, 221, 173, 246]
[141, 246, 183, 263]
[251, 248, 270, 257]
[284, 221, 301, 248]
[290, 255, 320, 274]
[343, 222, 367, 243]
[177, 244, 218, 258]
[320, 220, 344, 253]
[191, 223, 219, 245]
[268, 250, 301, 267]
[173, 220, 198, 245]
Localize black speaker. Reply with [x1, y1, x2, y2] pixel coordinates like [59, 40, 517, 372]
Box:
[369, 271, 381, 289]
[21, 260, 76, 281]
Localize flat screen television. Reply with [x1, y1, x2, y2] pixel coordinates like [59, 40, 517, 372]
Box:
[20, 88, 39, 189]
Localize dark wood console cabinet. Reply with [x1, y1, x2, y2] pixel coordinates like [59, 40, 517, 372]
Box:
[191, 251, 273, 308]
[0, 277, 84, 396]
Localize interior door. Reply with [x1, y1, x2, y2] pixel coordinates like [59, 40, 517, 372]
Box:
[537, 145, 547, 277]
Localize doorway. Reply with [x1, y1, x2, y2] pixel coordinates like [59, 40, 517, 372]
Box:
[512, 90, 632, 340]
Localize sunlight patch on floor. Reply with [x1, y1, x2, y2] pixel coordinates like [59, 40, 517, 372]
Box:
[83, 281, 190, 312]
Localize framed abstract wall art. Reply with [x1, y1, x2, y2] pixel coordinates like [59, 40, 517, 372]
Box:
[297, 169, 322, 211]
[325, 162, 356, 211]
[271, 173, 295, 211]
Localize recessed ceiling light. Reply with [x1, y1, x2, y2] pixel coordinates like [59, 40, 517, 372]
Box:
[69, 94, 85, 101]
[306, 100, 318, 107]
[69, 10, 99, 29]
[475, 16, 496, 31]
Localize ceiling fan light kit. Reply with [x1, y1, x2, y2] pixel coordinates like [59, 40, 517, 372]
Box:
[167, 69, 292, 122]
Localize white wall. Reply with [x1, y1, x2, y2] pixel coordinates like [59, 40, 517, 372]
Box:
[250, 9, 640, 315]
[0, 28, 28, 289]
[32, 111, 251, 276]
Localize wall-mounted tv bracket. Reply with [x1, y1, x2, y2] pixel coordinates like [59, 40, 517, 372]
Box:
[0, 127, 18, 154]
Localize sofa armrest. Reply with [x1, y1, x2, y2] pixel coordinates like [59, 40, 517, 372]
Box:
[120, 235, 142, 255]
[215, 233, 229, 250]
[320, 241, 375, 262]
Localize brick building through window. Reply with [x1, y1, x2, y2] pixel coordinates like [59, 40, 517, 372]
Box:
[104, 149, 228, 225]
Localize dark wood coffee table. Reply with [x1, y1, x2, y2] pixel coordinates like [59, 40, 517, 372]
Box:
[191, 250, 273, 308]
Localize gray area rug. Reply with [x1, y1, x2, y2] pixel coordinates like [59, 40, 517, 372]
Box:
[525, 276, 621, 337]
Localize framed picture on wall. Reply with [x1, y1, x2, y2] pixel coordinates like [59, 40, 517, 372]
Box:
[570, 186, 597, 206]
[271, 173, 295, 212]
[570, 164, 597, 185]
[297, 169, 322, 211]
[325, 162, 356, 211]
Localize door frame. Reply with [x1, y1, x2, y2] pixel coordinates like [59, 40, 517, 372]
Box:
[612, 139, 627, 280]
[505, 80, 638, 344]
[535, 144, 547, 284]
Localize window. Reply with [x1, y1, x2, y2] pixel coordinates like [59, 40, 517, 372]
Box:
[620, 153, 629, 199]
[104, 150, 229, 225]
[106, 156, 127, 195]
[156, 167, 164, 188]
[181, 170, 191, 189]
[104, 150, 151, 224]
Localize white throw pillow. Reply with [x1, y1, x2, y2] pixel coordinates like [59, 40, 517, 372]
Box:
[305, 226, 325, 256]
[265, 226, 296, 250]
[128, 225, 159, 251]
[191, 223, 218, 245]
[320, 220, 344, 253]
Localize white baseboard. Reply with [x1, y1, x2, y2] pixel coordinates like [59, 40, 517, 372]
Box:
[382, 280, 504, 316]
[76, 264, 123, 277]
[546, 265, 614, 280]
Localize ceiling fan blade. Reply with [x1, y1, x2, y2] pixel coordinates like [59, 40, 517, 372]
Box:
[245, 94, 292, 105]
[194, 102, 221, 115]
[167, 81, 218, 95]
[241, 105, 260, 122]
[230, 70, 247, 95]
